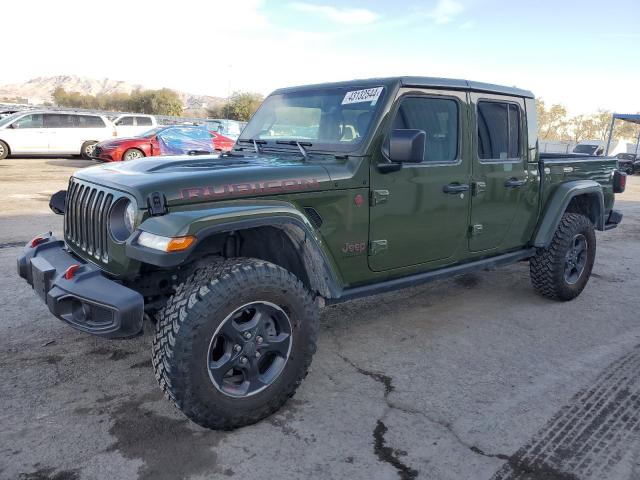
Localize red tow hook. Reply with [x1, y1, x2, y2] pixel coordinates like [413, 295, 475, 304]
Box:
[30, 236, 46, 248]
[64, 264, 81, 280]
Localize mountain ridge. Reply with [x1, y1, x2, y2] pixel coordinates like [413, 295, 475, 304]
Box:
[0, 75, 224, 111]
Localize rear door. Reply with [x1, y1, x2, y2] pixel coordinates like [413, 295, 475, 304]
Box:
[368, 89, 471, 271]
[468, 94, 534, 252]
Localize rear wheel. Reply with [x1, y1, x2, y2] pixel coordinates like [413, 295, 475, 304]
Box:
[81, 141, 97, 159]
[0, 140, 9, 160]
[152, 258, 319, 430]
[122, 148, 144, 161]
[530, 213, 596, 301]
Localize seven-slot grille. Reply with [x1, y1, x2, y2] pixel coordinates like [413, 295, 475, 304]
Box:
[64, 178, 113, 262]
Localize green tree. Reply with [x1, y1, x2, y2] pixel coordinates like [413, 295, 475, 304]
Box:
[129, 88, 183, 116]
[536, 99, 569, 141]
[209, 91, 264, 121]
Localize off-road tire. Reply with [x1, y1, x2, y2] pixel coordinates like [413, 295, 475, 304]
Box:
[122, 148, 144, 161]
[530, 213, 596, 301]
[81, 141, 97, 159]
[152, 257, 319, 430]
[0, 140, 9, 160]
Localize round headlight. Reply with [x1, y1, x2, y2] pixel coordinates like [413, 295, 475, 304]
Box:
[110, 198, 138, 242]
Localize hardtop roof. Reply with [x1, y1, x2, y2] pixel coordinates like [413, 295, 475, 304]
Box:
[273, 76, 534, 99]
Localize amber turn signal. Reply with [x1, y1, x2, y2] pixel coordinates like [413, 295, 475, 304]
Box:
[166, 236, 196, 252]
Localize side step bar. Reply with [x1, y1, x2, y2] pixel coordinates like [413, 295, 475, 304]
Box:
[329, 248, 536, 304]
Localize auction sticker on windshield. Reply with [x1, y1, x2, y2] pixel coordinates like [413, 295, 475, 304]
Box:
[342, 87, 384, 105]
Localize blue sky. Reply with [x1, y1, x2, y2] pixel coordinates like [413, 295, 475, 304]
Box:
[3, 0, 639, 113]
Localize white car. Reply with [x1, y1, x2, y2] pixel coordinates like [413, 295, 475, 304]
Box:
[113, 114, 157, 138]
[0, 111, 116, 159]
[573, 140, 605, 156]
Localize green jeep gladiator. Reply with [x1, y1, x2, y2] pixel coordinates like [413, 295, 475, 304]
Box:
[18, 77, 626, 429]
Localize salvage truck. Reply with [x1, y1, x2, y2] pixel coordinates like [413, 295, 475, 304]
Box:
[17, 77, 626, 429]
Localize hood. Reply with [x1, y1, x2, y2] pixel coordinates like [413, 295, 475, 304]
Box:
[74, 153, 334, 206]
[97, 137, 146, 147]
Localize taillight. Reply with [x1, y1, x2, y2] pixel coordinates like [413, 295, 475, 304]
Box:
[613, 170, 627, 193]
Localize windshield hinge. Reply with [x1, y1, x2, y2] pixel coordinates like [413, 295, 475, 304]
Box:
[147, 192, 167, 216]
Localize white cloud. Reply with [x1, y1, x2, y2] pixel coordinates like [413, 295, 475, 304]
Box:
[290, 2, 379, 25]
[428, 0, 464, 24]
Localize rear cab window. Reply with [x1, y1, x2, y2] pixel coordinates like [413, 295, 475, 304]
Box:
[135, 116, 153, 126]
[477, 101, 522, 161]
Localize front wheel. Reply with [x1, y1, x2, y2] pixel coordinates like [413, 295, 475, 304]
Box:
[0, 140, 8, 160]
[122, 148, 144, 161]
[530, 213, 596, 301]
[152, 258, 319, 430]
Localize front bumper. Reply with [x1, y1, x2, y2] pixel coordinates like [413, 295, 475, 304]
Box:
[605, 209, 623, 230]
[17, 234, 143, 338]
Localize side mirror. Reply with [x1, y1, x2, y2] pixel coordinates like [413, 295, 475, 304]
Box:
[10, 123, 18, 129]
[389, 129, 425, 163]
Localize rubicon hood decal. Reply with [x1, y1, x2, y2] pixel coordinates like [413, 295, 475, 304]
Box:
[181, 178, 321, 200]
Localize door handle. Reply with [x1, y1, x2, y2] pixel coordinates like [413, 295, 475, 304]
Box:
[504, 178, 526, 188]
[443, 183, 470, 194]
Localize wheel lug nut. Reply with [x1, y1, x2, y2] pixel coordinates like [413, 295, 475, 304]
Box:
[256, 336, 263, 344]
[233, 344, 241, 353]
[255, 352, 261, 358]
[240, 356, 248, 364]
[243, 332, 252, 340]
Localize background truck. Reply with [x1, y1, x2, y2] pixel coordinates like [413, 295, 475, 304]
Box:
[17, 77, 626, 430]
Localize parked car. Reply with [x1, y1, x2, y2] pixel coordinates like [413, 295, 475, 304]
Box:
[18, 76, 626, 430]
[205, 119, 244, 139]
[93, 125, 218, 161]
[113, 114, 157, 138]
[210, 131, 236, 151]
[573, 140, 605, 156]
[0, 110, 115, 159]
[615, 153, 638, 174]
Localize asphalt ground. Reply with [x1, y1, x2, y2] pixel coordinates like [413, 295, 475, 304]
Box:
[1, 158, 640, 480]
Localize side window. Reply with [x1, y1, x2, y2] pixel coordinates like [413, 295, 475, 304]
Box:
[116, 116, 134, 126]
[135, 116, 152, 126]
[391, 96, 459, 162]
[77, 115, 105, 128]
[477, 101, 521, 160]
[12, 114, 43, 128]
[44, 114, 76, 128]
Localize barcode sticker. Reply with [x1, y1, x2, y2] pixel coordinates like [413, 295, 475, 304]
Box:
[342, 87, 384, 105]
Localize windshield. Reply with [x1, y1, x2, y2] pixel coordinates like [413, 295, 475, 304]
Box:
[139, 126, 166, 138]
[240, 86, 385, 151]
[0, 112, 25, 128]
[573, 144, 598, 155]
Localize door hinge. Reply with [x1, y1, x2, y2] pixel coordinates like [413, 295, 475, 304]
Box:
[472, 181, 486, 196]
[469, 224, 483, 236]
[369, 239, 388, 256]
[370, 189, 390, 206]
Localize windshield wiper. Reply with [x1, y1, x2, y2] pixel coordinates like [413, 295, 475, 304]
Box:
[275, 140, 312, 160]
[237, 138, 266, 153]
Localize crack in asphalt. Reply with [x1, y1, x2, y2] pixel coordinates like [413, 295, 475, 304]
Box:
[330, 329, 512, 478]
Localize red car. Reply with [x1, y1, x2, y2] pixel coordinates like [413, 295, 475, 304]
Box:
[210, 131, 236, 152]
[94, 125, 235, 162]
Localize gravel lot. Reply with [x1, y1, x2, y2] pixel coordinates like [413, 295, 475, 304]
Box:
[1, 158, 639, 480]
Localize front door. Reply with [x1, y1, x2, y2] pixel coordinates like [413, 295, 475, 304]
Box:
[6, 113, 47, 153]
[468, 94, 530, 252]
[368, 89, 471, 272]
